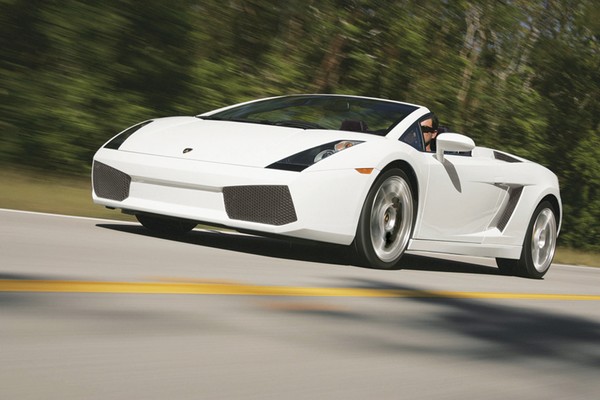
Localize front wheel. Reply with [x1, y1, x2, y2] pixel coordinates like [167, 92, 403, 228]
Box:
[136, 213, 197, 236]
[496, 201, 557, 279]
[353, 169, 415, 269]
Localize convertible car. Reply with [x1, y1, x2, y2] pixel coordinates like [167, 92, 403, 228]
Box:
[92, 94, 561, 278]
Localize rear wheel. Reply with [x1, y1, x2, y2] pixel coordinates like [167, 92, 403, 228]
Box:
[353, 168, 415, 269]
[136, 214, 196, 236]
[496, 201, 557, 279]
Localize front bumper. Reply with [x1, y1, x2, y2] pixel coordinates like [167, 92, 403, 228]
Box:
[92, 149, 376, 245]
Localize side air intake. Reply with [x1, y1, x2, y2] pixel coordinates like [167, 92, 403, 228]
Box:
[494, 151, 522, 163]
[92, 162, 131, 201]
[223, 185, 297, 226]
[497, 186, 523, 231]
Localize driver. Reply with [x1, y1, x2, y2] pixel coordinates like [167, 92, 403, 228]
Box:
[420, 115, 439, 152]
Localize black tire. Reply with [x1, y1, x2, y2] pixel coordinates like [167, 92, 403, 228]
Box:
[496, 201, 557, 279]
[353, 168, 415, 269]
[496, 257, 518, 275]
[136, 213, 196, 236]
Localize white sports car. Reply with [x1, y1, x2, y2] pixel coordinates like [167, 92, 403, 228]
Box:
[92, 94, 561, 278]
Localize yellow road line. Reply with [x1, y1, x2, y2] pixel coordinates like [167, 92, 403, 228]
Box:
[0, 279, 599, 300]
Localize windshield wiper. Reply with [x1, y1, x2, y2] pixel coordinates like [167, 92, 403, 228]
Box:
[197, 116, 277, 126]
[197, 116, 324, 130]
[272, 120, 325, 130]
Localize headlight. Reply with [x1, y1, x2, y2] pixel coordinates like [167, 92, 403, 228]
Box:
[104, 120, 154, 150]
[266, 140, 363, 172]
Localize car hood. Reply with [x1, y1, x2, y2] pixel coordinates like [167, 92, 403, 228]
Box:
[118, 117, 374, 167]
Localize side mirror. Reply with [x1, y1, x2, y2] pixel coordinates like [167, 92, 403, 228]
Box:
[436, 133, 475, 162]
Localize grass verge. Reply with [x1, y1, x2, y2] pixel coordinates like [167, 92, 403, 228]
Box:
[553, 248, 600, 268]
[0, 167, 134, 221]
[1, 166, 598, 268]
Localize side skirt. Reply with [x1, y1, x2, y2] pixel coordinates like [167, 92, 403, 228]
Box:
[408, 239, 522, 259]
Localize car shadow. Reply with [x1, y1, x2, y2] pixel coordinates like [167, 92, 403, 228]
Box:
[268, 277, 600, 369]
[96, 223, 502, 276]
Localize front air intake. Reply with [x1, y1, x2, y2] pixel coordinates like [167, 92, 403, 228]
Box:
[223, 185, 297, 226]
[92, 161, 131, 201]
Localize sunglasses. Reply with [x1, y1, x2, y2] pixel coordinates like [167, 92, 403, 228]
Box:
[420, 125, 437, 133]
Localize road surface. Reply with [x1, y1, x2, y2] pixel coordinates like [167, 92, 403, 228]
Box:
[1, 209, 599, 399]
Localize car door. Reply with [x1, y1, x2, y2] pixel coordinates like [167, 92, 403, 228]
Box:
[414, 152, 505, 243]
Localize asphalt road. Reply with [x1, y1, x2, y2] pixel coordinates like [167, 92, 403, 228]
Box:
[1, 208, 599, 400]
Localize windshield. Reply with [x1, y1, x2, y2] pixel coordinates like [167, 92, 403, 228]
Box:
[200, 95, 418, 135]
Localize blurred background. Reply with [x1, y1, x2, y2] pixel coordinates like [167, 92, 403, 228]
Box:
[1, 0, 598, 251]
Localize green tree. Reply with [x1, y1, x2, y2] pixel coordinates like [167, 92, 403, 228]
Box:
[0, 0, 598, 248]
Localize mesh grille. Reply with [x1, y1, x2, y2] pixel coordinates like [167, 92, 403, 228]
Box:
[223, 185, 297, 226]
[497, 186, 523, 231]
[93, 161, 131, 201]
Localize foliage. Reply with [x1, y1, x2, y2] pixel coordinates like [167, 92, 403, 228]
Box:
[0, 0, 598, 249]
